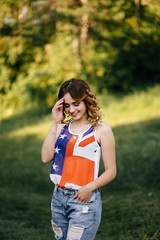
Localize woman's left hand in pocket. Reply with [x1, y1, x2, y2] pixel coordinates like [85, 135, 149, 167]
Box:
[73, 186, 92, 204]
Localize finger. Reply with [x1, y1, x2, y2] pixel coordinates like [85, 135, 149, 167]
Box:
[54, 98, 63, 107]
[53, 101, 63, 111]
[57, 98, 64, 104]
[78, 197, 84, 203]
[55, 104, 63, 110]
[74, 192, 78, 199]
[55, 102, 63, 108]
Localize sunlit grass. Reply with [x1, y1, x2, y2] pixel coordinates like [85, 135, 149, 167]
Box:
[0, 85, 160, 240]
[6, 121, 50, 139]
[3, 85, 160, 139]
[99, 84, 160, 126]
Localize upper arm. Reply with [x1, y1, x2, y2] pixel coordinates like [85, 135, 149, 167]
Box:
[98, 123, 116, 172]
[41, 123, 65, 163]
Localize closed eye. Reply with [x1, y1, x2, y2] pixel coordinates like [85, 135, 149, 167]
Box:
[74, 102, 80, 107]
[64, 103, 70, 108]
[64, 102, 80, 108]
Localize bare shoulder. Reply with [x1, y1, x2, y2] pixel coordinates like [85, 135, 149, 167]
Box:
[97, 121, 112, 132]
[96, 122, 115, 146]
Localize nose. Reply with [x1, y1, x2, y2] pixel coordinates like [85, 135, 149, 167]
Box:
[68, 105, 75, 113]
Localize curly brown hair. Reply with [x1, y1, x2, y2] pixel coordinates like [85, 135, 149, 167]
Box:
[58, 78, 102, 126]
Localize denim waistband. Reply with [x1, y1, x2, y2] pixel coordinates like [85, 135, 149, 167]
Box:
[55, 185, 78, 194]
[54, 185, 100, 194]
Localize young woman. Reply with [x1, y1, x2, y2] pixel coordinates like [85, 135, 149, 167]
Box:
[41, 78, 116, 240]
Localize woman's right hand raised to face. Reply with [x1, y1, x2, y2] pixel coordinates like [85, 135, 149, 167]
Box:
[52, 98, 64, 124]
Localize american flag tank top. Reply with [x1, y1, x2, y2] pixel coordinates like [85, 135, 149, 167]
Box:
[50, 123, 101, 190]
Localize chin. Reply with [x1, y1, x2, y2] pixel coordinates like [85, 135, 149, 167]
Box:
[72, 116, 79, 120]
[72, 116, 82, 121]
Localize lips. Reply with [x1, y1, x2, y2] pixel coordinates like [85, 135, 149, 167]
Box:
[71, 112, 78, 118]
[72, 114, 77, 117]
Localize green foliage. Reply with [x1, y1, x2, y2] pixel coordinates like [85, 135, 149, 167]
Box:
[0, 0, 160, 111]
[97, 32, 160, 92]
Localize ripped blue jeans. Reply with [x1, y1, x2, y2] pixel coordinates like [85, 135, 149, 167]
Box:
[51, 186, 102, 240]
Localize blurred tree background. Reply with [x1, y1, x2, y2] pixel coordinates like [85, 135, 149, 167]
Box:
[0, 0, 160, 113]
[1, 2, 160, 239]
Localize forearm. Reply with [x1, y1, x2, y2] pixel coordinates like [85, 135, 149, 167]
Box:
[86, 167, 117, 192]
[87, 123, 117, 192]
[75, 168, 116, 203]
[41, 122, 58, 163]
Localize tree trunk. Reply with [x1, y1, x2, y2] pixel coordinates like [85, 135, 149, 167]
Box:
[72, 35, 82, 71]
[80, 0, 89, 54]
[135, 0, 141, 27]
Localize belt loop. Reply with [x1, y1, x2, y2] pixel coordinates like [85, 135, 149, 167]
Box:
[54, 185, 58, 193]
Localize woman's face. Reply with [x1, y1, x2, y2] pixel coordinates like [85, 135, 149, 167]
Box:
[63, 93, 87, 121]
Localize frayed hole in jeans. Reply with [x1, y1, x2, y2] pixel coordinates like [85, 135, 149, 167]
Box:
[52, 224, 63, 238]
[67, 226, 84, 240]
[82, 205, 89, 214]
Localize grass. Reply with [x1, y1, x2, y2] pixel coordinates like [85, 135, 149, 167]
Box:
[98, 118, 160, 240]
[98, 84, 160, 126]
[0, 85, 160, 240]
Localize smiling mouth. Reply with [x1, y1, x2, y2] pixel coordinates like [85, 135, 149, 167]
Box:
[71, 113, 78, 117]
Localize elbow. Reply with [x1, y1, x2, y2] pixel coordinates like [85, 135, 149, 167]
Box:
[112, 165, 117, 179]
[109, 167, 117, 182]
[112, 169, 117, 180]
[41, 157, 52, 164]
[41, 157, 48, 163]
[41, 152, 52, 164]
[112, 167, 117, 180]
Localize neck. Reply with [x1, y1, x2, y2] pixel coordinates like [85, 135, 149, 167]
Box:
[72, 113, 89, 125]
[71, 116, 90, 126]
[70, 120, 91, 134]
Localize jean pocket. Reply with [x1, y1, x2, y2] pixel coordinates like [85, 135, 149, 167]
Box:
[88, 191, 96, 203]
[69, 192, 101, 229]
[88, 189, 101, 203]
[74, 190, 99, 205]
